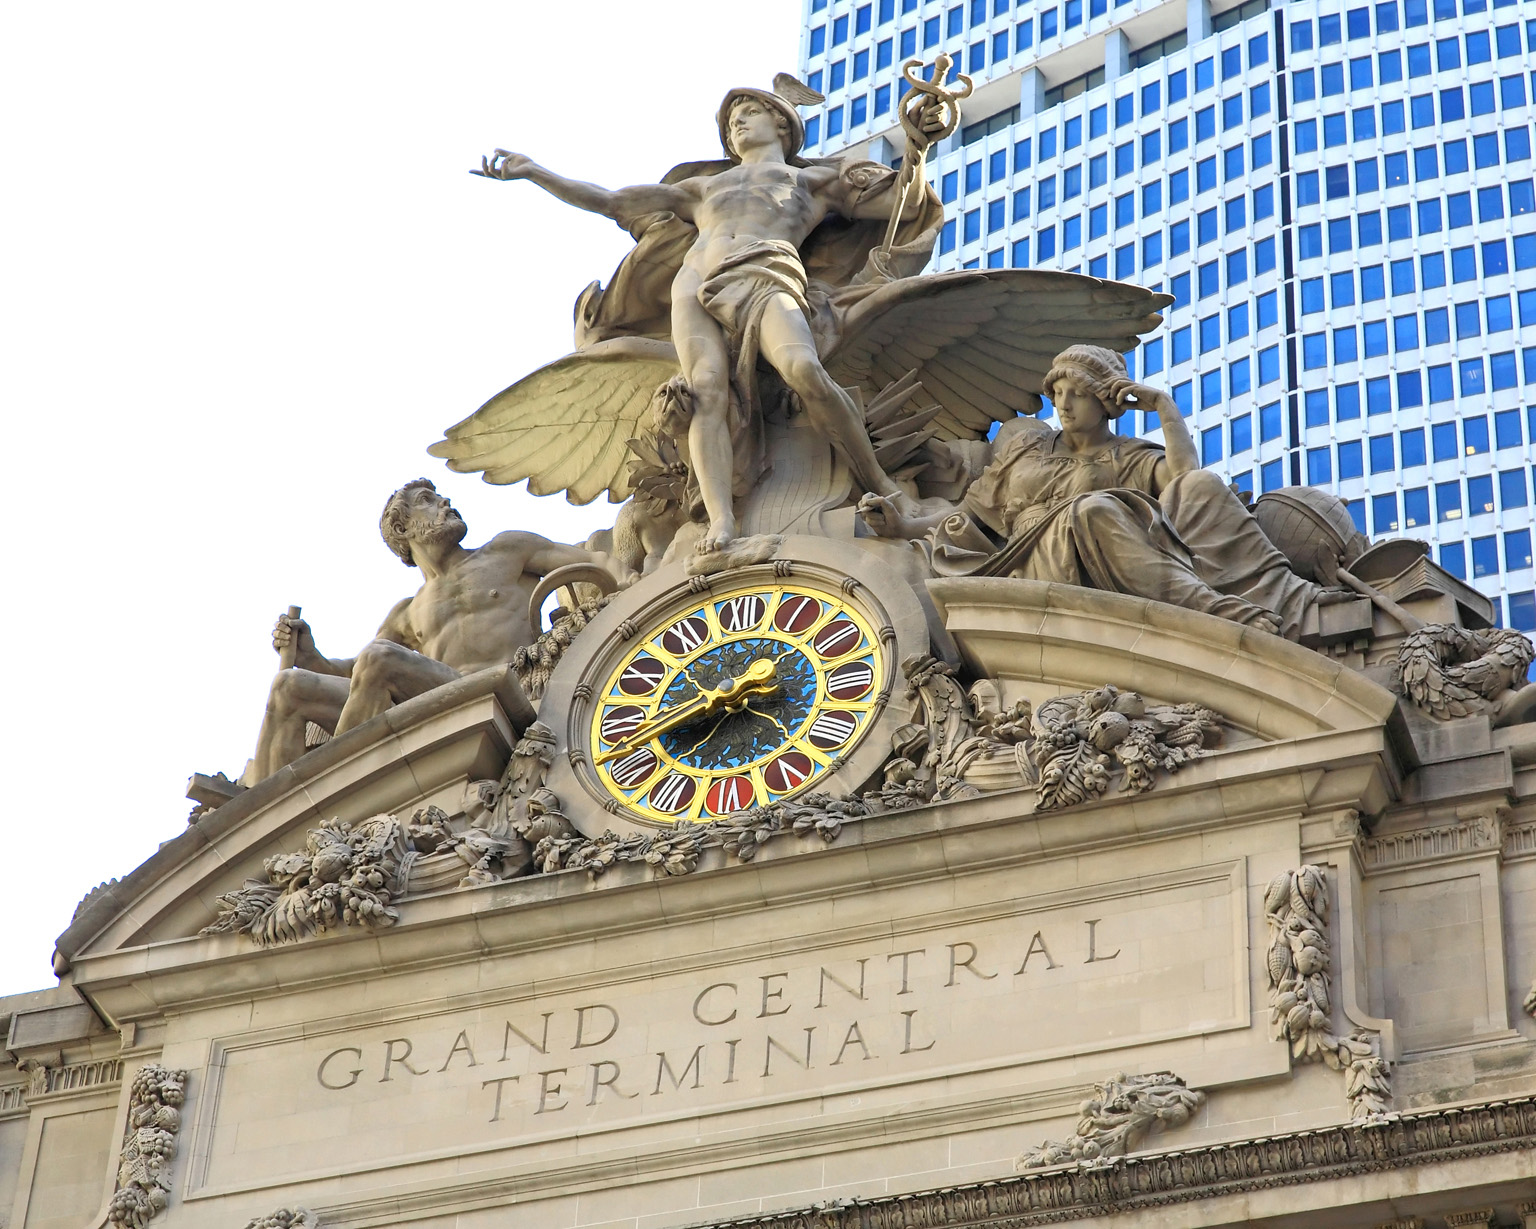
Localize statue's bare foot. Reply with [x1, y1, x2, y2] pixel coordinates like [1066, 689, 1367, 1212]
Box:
[695, 515, 737, 555]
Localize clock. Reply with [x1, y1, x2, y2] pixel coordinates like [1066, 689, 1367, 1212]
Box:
[537, 538, 937, 835]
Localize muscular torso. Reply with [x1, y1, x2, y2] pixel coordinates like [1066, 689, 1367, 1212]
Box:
[684, 162, 839, 274]
[387, 534, 545, 673]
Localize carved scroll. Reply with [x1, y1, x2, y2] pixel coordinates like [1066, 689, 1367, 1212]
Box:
[1264, 866, 1392, 1120]
[106, 1065, 188, 1229]
[1017, 1072, 1204, 1168]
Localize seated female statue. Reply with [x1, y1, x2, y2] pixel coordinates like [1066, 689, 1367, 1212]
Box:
[857, 344, 1329, 639]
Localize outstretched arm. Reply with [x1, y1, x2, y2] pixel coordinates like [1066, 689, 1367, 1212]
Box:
[474, 150, 695, 224]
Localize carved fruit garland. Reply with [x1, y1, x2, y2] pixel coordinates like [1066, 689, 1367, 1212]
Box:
[106, 1065, 188, 1229]
[1264, 866, 1392, 1120]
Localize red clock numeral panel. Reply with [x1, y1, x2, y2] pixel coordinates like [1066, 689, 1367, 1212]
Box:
[647, 773, 697, 813]
[705, 775, 755, 815]
[763, 751, 815, 793]
[660, 615, 710, 656]
[772, 594, 822, 634]
[827, 660, 875, 701]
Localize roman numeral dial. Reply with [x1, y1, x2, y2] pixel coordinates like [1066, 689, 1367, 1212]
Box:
[588, 579, 886, 824]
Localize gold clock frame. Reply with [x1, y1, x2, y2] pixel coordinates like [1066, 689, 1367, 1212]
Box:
[537, 537, 937, 837]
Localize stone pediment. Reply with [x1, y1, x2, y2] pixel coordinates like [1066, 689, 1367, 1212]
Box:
[928, 577, 1402, 743]
[57, 578, 1407, 980]
[56, 665, 533, 968]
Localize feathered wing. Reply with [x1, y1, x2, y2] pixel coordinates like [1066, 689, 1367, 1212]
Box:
[825, 269, 1173, 441]
[428, 337, 679, 504]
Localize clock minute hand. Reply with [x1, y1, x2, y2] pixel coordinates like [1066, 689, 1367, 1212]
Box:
[595, 659, 779, 765]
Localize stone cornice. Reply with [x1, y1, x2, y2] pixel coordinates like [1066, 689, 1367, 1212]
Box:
[692, 1098, 1536, 1229]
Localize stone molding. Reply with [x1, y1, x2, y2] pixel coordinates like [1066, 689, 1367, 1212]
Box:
[14, 1056, 122, 1101]
[1503, 820, 1536, 861]
[1361, 814, 1501, 870]
[693, 1097, 1536, 1229]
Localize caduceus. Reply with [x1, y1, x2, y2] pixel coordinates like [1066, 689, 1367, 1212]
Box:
[880, 52, 975, 260]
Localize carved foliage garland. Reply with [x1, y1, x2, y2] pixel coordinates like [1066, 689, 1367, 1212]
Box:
[201, 814, 415, 946]
[106, 1065, 188, 1229]
[533, 794, 867, 878]
[864, 665, 1225, 814]
[1027, 687, 1221, 811]
[1264, 866, 1392, 1120]
[242, 1211, 320, 1229]
[1018, 1072, 1204, 1168]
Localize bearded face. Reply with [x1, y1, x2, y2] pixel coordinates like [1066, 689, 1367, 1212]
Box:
[406, 503, 468, 551]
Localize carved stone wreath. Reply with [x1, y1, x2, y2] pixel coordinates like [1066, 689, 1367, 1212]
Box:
[1394, 623, 1536, 720]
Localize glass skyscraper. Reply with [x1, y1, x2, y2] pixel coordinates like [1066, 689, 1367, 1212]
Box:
[798, 0, 1536, 628]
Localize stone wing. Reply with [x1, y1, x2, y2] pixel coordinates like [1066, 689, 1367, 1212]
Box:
[824, 270, 1172, 441]
[428, 337, 680, 504]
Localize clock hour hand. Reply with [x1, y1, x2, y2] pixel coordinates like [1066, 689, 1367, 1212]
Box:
[595, 659, 778, 764]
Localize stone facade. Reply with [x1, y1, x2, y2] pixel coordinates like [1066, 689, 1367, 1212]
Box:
[3, 581, 1534, 1228]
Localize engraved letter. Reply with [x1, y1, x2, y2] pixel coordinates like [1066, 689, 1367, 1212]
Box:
[482, 1074, 521, 1122]
[946, 941, 999, 985]
[762, 1027, 816, 1077]
[317, 1047, 364, 1090]
[758, 971, 792, 1018]
[653, 1046, 706, 1094]
[379, 1038, 426, 1082]
[831, 1021, 875, 1065]
[817, 959, 868, 1007]
[886, 948, 926, 994]
[900, 1010, 936, 1054]
[587, 1060, 638, 1104]
[573, 1003, 620, 1049]
[693, 982, 738, 1026]
[535, 1068, 569, 1114]
[1085, 918, 1121, 963]
[439, 1030, 480, 1072]
[723, 1038, 740, 1084]
[500, 1013, 553, 1060]
[1016, 932, 1059, 974]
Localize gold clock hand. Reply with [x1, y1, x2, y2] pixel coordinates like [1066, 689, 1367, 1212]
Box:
[595, 659, 779, 764]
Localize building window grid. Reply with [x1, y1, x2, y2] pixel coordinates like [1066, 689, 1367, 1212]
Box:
[805, 0, 1536, 605]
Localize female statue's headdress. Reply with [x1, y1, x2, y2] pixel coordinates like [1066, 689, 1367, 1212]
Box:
[1042, 345, 1131, 418]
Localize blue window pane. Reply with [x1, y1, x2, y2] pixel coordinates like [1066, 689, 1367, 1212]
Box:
[1373, 492, 1401, 533]
[1339, 440, 1364, 479]
[1512, 593, 1536, 631]
[1506, 529, 1533, 571]
[1307, 389, 1332, 426]
[1440, 542, 1466, 579]
[1469, 474, 1495, 515]
[1259, 346, 1280, 385]
[1492, 351, 1519, 389]
[1307, 447, 1333, 484]
[1371, 434, 1396, 473]
[1436, 480, 1463, 522]
[1404, 487, 1430, 528]
[1428, 364, 1454, 402]
[1398, 371, 1424, 407]
[1261, 401, 1282, 442]
[1402, 426, 1426, 466]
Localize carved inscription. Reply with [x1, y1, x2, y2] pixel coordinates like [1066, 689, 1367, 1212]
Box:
[309, 922, 1120, 1124]
[199, 869, 1243, 1193]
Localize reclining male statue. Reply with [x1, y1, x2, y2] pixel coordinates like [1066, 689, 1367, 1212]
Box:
[243, 478, 621, 783]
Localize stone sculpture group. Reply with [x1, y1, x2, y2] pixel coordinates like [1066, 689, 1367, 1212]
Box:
[162, 68, 1536, 1211]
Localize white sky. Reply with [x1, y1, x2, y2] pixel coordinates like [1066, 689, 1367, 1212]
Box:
[1, 1, 801, 996]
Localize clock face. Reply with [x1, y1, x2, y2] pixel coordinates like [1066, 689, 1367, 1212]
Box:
[589, 579, 886, 822]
